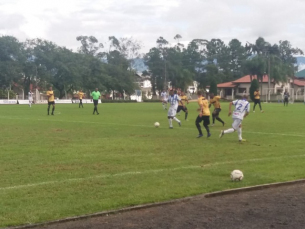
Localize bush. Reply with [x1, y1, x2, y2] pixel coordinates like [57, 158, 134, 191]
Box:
[250, 79, 259, 102]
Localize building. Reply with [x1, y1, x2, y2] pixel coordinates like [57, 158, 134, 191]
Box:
[218, 75, 305, 101]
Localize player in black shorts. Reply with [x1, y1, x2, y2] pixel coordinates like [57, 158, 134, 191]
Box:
[176, 91, 189, 120]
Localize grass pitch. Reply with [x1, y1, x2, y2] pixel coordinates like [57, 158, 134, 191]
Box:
[0, 101, 305, 227]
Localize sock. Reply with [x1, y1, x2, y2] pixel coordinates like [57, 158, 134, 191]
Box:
[168, 118, 173, 127]
[185, 112, 188, 120]
[204, 124, 210, 134]
[47, 106, 50, 114]
[52, 107, 55, 114]
[216, 117, 224, 125]
[162, 103, 165, 109]
[195, 119, 203, 135]
[237, 127, 242, 140]
[212, 115, 215, 124]
[173, 117, 180, 123]
[29, 102, 31, 107]
[224, 128, 235, 134]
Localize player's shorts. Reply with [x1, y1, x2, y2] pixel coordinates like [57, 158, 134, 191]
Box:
[48, 101, 55, 105]
[196, 115, 210, 126]
[79, 99, 83, 102]
[93, 99, 98, 106]
[177, 105, 187, 113]
[202, 115, 210, 125]
[232, 118, 242, 130]
[168, 106, 177, 117]
[29, 99, 33, 103]
[213, 108, 221, 115]
[254, 99, 260, 104]
[284, 98, 288, 102]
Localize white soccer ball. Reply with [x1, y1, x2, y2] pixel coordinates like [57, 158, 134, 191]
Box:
[154, 122, 160, 128]
[230, 170, 244, 181]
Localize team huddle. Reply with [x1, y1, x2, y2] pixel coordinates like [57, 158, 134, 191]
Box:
[161, 89, 251, 142]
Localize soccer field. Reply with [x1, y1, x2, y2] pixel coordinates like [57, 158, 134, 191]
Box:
[1, 102, 305, 227]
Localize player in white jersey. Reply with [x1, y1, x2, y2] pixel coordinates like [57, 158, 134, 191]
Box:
[160, 90, 168, 110]
[219, 95, 250, 142]
[167, 89, 182, 128]
[28, 90, 33, 107]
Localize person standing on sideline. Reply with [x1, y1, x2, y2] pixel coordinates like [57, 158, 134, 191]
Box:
[195, 91, 211, 138]
[253, 88, 263, 113]
[167, 89, 182, 129]
[78, 89, 85, 108]
[219, 95, 250, 142]
[28, 90, 33, 107]
[283, 90, 289, 106]
[209, 93, 225, 126]
[161, 89, 168, 110]
[46, 87, 55, 115]
[91, 88, 101, 115]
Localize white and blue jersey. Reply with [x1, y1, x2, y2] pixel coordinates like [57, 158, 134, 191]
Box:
[167, 94, 180, 108]
[232, 99, 250, 120]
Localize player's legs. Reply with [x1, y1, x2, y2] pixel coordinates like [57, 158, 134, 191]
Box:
[220, 118, 241, 138]
[183, 107, 188, 120]
[258, 100, 263, 111]
[253, 100, 257, 112]
[237, 124, 242, 141]
[195, 115, 203, 137]
[203, 116, 211, 137]
[51, 103, 55, 115]
[47, 102, 50, 115]
[29, 100, 32, 107]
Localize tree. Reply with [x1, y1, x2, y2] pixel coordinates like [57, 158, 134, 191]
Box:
[250, 79, 259, 101]
[209, 80, 217, 95]
[76, 36, 104, 56]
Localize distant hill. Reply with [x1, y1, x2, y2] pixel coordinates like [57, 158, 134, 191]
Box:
[132, 56, 305, 73]
[296, 56, 305, 71]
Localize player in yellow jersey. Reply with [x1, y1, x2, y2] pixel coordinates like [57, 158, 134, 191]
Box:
[176, 91, 189, 120]
[195, 91, 211, 138]
[78, 89, 85, 108]
[46, 86, 55, 115]
[209, 93, 225, 126]
[253, 88, 263, 113]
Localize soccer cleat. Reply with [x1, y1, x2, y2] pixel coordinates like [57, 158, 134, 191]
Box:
[178, 122, 181, 127]
[97, 113, 100, 115]
[239, 139, 246, 143]
[261, 110, 264, 113]
[219, 130, 224, 138]
[197, 134, 203, 138]
[222, 122, 225, 126]
[169, 126, 173, 129]
[51, 113, 54, 115]
[207, 133, 211, 138]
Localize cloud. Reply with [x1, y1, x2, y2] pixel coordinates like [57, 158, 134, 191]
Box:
[0, 0, 304, 54]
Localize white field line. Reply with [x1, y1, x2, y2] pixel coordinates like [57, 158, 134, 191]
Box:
[1, 116, 305, 138]
[1, 154, 305, 192]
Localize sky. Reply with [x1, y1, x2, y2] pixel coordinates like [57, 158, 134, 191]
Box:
[1, 0, 305, 54]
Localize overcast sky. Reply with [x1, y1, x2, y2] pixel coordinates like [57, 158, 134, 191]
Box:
[1, 0, 305, 54]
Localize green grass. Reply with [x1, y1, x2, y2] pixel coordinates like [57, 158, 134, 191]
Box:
[0, 101, 305, 227]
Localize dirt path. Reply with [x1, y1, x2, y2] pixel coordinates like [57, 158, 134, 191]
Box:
[19, 182, 305, 229]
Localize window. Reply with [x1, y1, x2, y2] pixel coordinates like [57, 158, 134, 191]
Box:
[238, 88, 246, 93]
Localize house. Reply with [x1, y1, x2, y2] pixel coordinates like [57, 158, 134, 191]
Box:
[218, 75, 305, 101]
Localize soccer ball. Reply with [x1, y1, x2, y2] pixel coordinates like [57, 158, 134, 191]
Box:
[154, 122, 160, 128]
[230, 170, 244, 181]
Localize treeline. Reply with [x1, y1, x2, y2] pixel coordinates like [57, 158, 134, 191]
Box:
[0, 36, 142, 98]
[144, 36, 303, 95]
[0, 35, 303, 98]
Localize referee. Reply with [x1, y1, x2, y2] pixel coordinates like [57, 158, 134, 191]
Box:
[91, 88, 101, 115]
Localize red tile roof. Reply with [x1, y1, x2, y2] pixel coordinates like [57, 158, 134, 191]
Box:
[217, 82, 236, 88]
[233, 75, 269, 83]
[293, 79, 305, 86]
